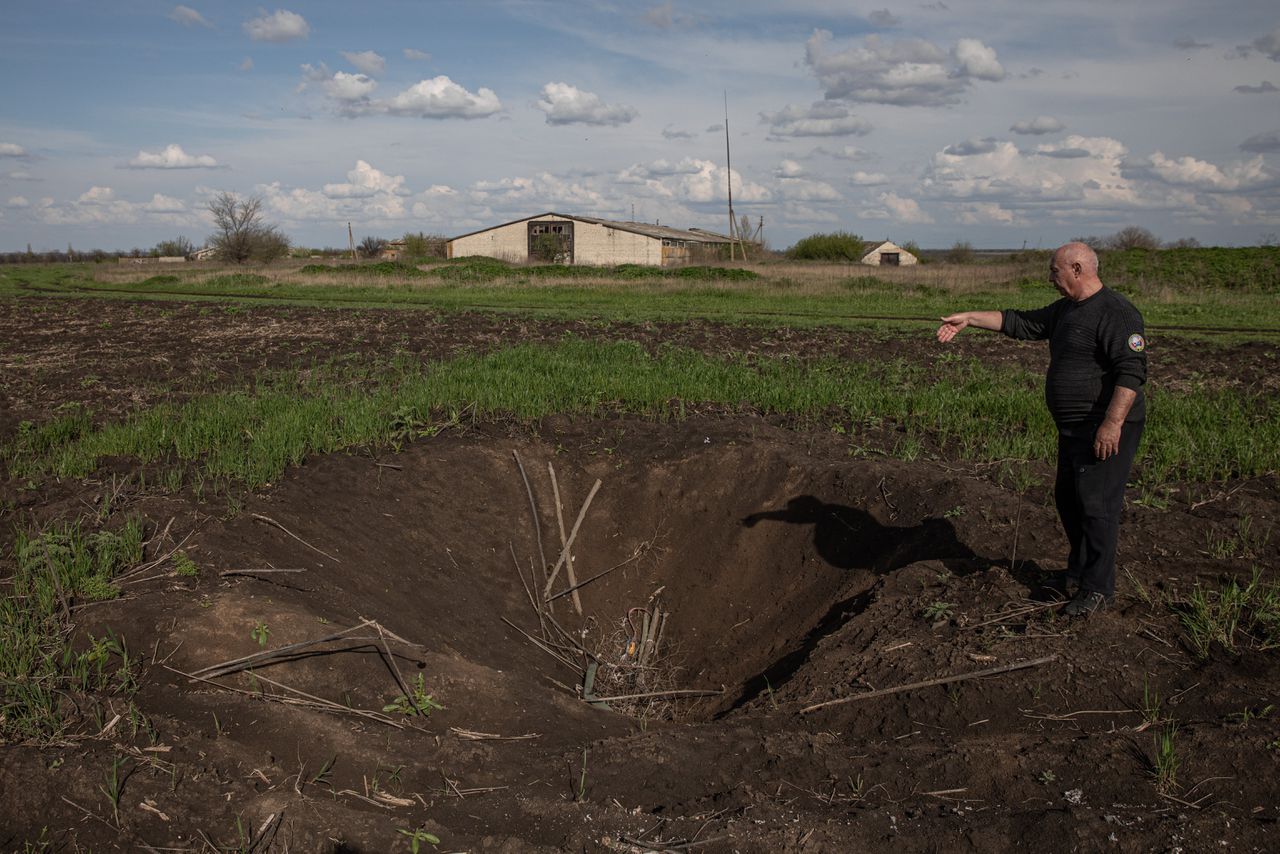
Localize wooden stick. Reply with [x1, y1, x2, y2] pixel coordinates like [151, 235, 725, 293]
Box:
[548, 463, 583, 615]
[547, 547, 644, 602]
[164, 665, 407, 729]
[543, 479, 602, 599]
[449, 727, 540, 741]
[588, 687, 723, 702]
[500, 617, 584, 673]
[191, 620, 379, 678]
[374, 622, 430, 719]
[219, 568, 307, 576]
[512, 451, 548, 584]
[251, 514, 339, 563]
[117, 525, 190, 581]
[509, 542, 544, 631]
[800, 655, 1059, 714]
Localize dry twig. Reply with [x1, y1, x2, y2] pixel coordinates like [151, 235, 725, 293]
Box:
[544, 478, 603, 598]
[251, 513, 340, 563]
[548, 462, 583, 615]
[512, 450, 548, 583]
[800, 655, 1059, 713]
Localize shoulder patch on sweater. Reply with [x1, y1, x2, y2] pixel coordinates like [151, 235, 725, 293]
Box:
[1127, 333, 1146, 352]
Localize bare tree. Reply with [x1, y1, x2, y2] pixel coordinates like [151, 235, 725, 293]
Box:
[152, 236, 195, 257]
[945, 240, 975, 264]
[1105, 226, 1160, 251]
[1070, 235, 1107, 251]
[207, 192, 289, 263]
[358, 235, 387, 258]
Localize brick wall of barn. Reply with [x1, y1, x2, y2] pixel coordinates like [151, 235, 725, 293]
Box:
[449, 216, 667, 266]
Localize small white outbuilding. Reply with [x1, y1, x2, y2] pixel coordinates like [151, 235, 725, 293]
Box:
[860, 240, 918, 267]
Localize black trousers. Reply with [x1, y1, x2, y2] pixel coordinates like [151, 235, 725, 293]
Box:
[1054, 421, 1144, 597]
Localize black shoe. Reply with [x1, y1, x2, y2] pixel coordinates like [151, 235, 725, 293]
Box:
[1034, 574, 1080, 602]
[1061, 590, 1113, 618]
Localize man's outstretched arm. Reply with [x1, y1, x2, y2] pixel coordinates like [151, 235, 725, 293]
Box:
[936, 310, 1004, 343]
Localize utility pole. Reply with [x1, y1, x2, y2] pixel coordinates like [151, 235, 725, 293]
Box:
[348, 222, 357, 261]
[724, 92, 736, 262]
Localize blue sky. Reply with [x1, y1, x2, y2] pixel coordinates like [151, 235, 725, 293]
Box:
[2, 0, 1279, 251]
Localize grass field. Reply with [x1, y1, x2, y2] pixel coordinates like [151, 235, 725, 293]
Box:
[3, 250, 1279, 338]
[6, 338, 1276, 499]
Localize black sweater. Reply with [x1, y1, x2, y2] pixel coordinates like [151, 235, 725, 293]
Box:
[1002, 287, 1146, 429]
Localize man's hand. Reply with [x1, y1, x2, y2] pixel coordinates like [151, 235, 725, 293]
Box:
[936, 314, 969, 343]
[1094, 420, 1122, 460]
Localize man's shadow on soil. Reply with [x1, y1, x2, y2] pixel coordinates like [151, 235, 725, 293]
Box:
[742, 494, 982, 575]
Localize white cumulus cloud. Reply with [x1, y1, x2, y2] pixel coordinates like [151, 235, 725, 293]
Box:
[616, 158, 771, 204]
[952, 38, 1005, 81]
[143, 193, 187, 213]
[776, 160, 805, 178]
[761, 102, 872, 138]
[322, 160, 407, 198]
[777, 177, 841, 201]
[244, 9, 309, 43]
[168, 5, 212, 28]
[956, 202, 1015, 224]
[0, 143, 27, 157]
[536, 82, 638, 126]
[79, 186, 115, 204]
[804, 29, 1004, 107]
[849, 171, 889, 186]
[7, 196, 29, 208]
[815, 145, 874, 161]
[878, 192, 933, 223]
[128, 144, 220, 169]
[341, 50, 385, 76]
[324, 71, 378, 102]
[1142, 151, 1271, 192]
[382, 76, 502, 119]
[403, 48, 430, 61]
[471, 172, 607, 209]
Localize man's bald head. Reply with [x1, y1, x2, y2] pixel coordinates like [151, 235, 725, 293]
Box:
[1055, 242, 1099, 276]
[1049, 242, 1103, 300]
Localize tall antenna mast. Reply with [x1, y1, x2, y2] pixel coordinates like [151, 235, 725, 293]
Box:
[723, 91, 736, 261]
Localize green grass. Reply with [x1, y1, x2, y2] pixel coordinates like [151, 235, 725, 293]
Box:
[1153, 724, 1180, 794]
[4, 338, 1276, 493]
[1174, 569, 1280, 660]
[1, 520, 144, 741]
[1103, 247, 1280, 292]
[5, 262, 1277, 337]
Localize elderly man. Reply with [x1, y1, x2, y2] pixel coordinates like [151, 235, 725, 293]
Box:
[936, 242, 1147, 617]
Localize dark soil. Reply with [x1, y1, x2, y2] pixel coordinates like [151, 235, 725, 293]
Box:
[1, 298, 1278, 852]
[2, 298, 1277, 440]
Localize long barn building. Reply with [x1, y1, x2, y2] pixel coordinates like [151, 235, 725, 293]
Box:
[448, 212, 735, 267]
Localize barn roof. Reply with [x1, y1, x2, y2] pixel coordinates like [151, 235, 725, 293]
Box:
[449, 212, 734, 244]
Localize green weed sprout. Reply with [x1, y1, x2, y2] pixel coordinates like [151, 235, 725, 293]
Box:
[383, 673, 444, 716]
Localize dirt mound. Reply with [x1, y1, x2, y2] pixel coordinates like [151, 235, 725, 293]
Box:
[3, 417, 1278, 851]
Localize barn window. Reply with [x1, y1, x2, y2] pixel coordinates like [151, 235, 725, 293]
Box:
[528, 221, 574, 263]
